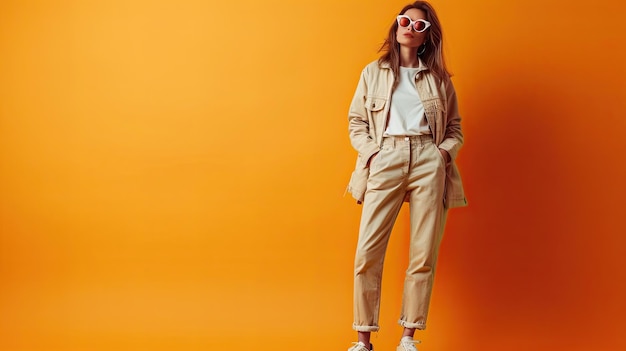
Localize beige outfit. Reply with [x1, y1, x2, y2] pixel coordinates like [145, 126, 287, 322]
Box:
[347, 59, 467, 332]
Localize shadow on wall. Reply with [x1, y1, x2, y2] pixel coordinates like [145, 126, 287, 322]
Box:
[444, 60, 626, 348]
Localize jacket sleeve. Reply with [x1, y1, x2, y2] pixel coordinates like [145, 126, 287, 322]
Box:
[437, 77, 463, 161]
[348, 67, 380, 165]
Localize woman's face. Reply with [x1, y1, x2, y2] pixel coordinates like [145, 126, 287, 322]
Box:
[396, 8, 428, 48]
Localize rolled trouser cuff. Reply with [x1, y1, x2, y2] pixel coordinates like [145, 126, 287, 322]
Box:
[352, 324, 380, 332]
[398, 319, 426, 330]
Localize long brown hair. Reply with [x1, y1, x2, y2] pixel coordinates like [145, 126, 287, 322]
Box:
[378, 1, 451, 83]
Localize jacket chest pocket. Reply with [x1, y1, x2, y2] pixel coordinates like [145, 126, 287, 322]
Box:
[422, 97, 445, 124]
[365, 96, 387, 111]
[365, 96, 388, 124]
[422, 97, 444, 116]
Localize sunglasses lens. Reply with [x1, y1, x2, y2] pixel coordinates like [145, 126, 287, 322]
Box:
[414, 21, 426, 32]
[398, 16, 410, 27]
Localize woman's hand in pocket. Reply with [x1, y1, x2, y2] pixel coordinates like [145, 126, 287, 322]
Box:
[438, 148, 450, 164]
[366, 152, 378, 167]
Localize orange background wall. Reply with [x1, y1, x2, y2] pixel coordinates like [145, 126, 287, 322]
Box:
[1, 1, 625, 350]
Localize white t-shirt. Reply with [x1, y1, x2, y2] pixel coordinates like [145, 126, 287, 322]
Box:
[384, 66, 431, 136]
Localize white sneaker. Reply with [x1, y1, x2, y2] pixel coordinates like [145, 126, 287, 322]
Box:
[348, 341, 373, 351]
[396, 336, 421, 351]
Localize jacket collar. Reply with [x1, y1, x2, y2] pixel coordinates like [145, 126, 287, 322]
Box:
[379, 58, 429, 72]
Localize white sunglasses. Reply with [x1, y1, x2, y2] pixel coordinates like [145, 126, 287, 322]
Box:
[396, 15, 431, 32]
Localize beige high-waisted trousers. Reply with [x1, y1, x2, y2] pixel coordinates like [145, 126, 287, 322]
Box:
[353, 134, 447, 332]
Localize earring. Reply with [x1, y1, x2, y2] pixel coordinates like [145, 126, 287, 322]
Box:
[418, 42, 427, 55]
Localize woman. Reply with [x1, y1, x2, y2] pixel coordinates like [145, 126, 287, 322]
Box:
[346, 2, 467, 351]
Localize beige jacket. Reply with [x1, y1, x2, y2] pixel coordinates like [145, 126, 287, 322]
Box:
[346, 59, 467, 208]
